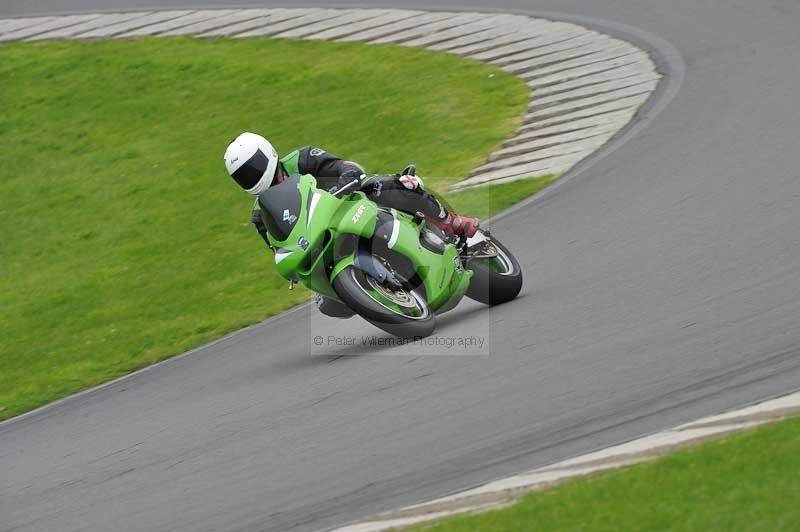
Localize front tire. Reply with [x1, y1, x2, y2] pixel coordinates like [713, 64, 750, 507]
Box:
[333, 266, 436, 339]
[465, 235, 523, 305]
[315, 294, 356, 319]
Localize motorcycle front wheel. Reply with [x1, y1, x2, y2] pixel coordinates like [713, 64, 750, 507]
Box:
[333, 266, 436, 339]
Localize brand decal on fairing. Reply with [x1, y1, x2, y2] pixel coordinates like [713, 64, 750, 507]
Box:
[283, 209, 298, 224]
[352, 204, 366, 225]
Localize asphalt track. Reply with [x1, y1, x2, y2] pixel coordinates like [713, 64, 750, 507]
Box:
[2, 2, 800, 531]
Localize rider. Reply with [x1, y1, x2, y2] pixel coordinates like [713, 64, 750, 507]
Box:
[223, 132, 479, 250]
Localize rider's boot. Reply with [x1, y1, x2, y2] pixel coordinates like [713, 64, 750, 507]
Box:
[425, 212, 480, 238]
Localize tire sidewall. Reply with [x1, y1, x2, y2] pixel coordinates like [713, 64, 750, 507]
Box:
[465, 237, 523, 306]
[333, 266, 436, 338]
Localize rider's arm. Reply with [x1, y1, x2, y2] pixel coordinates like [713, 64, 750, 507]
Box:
[251, 203, 274, 253]
[297, 146, 365, 191]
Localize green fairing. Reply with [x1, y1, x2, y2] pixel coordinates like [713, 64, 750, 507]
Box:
[280, 149, 301, 175]
[259, 175, 471, 314]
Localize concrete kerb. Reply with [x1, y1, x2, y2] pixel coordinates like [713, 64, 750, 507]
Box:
[0, 7, 661, 189]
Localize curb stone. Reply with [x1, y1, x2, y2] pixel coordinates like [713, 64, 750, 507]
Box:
[0, 7, 660, 190]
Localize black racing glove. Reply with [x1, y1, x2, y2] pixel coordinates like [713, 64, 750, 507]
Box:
[251, 209, 274, 252]
[329, 171, 363, 195]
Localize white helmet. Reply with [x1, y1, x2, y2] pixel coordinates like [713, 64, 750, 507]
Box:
[224, 132, 279, 194]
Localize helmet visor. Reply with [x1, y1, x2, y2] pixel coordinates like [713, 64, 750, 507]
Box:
[231, 148, 270, 190]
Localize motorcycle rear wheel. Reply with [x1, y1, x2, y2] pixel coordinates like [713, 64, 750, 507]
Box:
[465, 234, 523, 305]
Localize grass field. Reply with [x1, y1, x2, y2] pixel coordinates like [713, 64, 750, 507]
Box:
[412, 416, 800, 531]
[0, 36, 546, 420]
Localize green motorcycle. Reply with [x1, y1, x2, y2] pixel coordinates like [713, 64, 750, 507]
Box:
[257, 173, 522, 338]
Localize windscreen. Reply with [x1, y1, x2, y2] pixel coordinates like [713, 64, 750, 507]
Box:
[256, 175, 302, 242]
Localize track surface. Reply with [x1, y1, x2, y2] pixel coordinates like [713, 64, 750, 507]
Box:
[2, 2, 800, 531]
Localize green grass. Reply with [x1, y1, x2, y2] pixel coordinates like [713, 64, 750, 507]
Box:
[0, 36, 544, 420]
[412, 417, 800, 531]
[446, 175, 557, 221]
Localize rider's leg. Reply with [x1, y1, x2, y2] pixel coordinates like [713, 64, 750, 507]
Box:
[361, 175, 479, 238]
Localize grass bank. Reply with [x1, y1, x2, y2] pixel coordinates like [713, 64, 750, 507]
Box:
[0, 36, 546, 420]
[412, 416, 800, 531]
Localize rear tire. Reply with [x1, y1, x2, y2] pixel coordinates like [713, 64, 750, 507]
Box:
[465, 236, 523, 305]
[333, 266, 436, 339]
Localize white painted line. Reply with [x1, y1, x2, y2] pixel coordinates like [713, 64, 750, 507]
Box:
[678, 392, 800, 429]
[334, 391, 800, 531]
